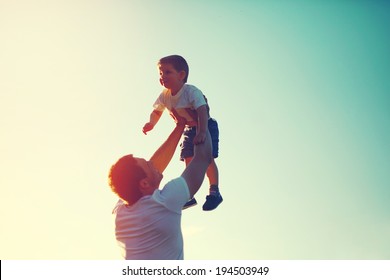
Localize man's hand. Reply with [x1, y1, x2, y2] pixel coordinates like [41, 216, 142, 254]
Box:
[170, 108, 187, 126]
[142, 122, 154, 135]
[193, 131, 206, 145]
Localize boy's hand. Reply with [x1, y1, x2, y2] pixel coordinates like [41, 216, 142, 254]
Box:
[142, 122, 155, 135]
[193, 131, 206, 145]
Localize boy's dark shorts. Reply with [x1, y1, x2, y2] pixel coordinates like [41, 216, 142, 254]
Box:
[180, 118, 219, 161]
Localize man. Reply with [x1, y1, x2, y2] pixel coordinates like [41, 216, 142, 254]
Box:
[108, 111, 212, 259]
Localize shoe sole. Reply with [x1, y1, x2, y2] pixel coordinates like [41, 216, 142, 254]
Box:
[183, 201, 197, 210]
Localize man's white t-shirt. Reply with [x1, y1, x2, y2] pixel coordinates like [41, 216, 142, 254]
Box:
[153, 84, 206, 123]
[113, 177, 190, 260]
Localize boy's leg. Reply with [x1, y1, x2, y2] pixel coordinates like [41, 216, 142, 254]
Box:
[206, 158, 219, 187]
[206, 158, 220, 196]
[202, 161, 223, 211]
[203, 119, 223, 211]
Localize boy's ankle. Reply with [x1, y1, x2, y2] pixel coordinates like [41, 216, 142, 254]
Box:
[209, 185, 219, 196]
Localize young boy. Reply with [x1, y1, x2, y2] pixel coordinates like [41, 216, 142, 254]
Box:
[142, 55, 222, 211]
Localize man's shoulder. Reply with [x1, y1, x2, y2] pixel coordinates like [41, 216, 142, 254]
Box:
[154, 177, 190, 213]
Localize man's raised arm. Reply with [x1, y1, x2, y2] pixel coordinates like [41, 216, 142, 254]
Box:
[181, 127, 212, 198]
[149, 110, 186, 174]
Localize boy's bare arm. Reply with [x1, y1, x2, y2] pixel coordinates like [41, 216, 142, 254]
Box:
[143, 110, 162, 135]
[193, 104, 208, 144]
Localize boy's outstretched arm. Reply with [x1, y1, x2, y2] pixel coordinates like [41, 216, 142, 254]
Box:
[149, 109, 186, 173]
[143, 109, 162, 135]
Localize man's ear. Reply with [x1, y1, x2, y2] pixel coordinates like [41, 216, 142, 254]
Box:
[139, 178, 150, 192]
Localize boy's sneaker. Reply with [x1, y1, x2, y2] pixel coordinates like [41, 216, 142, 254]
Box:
[183, 197, 197, 210]
[202, 193, 223, 211]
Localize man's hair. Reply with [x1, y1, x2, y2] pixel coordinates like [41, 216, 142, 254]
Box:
[108, 154, 147, 205]
[158, 55, 189, 83]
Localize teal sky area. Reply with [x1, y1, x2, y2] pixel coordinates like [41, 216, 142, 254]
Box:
[1, 0, 389, 259]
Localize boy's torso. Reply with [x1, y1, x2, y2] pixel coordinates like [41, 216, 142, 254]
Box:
[158, 84, 206, 124]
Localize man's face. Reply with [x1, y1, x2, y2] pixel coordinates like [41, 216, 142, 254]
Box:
[158, 63, 184, 89]
[135, 158, 163, 190]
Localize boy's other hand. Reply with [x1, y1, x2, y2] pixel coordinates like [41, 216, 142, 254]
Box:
[142, 122, 154, 135]
[193, 131, 206, 145]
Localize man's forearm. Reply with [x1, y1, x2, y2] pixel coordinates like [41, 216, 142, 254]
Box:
[180, 129, 212, 198]
[149, 122, 185, 173]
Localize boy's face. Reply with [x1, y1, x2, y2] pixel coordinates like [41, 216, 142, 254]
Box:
[158, 63, 185, 90]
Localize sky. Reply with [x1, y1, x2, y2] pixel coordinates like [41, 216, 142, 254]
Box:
[0, 0, 389, 260]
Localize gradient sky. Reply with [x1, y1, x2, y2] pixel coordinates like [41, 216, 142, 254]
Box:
[1, 0, 389, 259]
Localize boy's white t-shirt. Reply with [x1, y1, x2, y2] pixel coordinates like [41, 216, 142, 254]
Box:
[113, 177, 190, 260]
[153, 84, 206, 123]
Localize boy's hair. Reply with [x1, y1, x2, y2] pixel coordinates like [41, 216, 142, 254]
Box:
[158, 55, 189, 83]
[108, 154, 147, 205]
